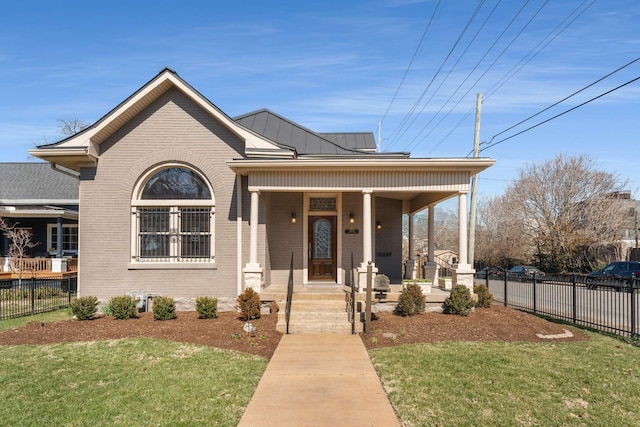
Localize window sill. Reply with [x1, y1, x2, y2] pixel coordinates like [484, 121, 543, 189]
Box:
[127, 262, 217, 270]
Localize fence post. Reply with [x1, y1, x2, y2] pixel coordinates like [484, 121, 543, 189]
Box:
[485, 271, 489, 288]
[532, 274, 537, 314]
[30, 276, 36, 315]
[631, 277, 637, 339]
[572, 274, 577, 324]
[503, 273, 508, 307]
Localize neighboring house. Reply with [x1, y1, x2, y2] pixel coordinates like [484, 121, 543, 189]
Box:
[30, 68, 494, 309]
[0, 163, 79, 267]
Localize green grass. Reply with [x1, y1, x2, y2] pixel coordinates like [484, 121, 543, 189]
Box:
[0, 307, 73, 330]
[0, 338, 267, 426]
[370, 332, 640, 426]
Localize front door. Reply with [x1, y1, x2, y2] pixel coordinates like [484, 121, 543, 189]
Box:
[308, 216, 337, 281]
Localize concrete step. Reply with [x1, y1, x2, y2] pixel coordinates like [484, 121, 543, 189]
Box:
[276, 293, 354, 334]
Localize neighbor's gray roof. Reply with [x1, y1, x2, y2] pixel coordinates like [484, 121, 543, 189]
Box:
[318, 133, 376, 151]
[0, 163, 79, 201]
[234, 109, 373, 156]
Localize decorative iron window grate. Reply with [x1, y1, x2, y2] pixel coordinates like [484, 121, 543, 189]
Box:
[136, 207, 212, 262]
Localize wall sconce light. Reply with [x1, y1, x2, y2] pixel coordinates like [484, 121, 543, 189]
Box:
[349, 212, 355, 224]
[376, 220, 382, 230]
[291, 213, 297, 224]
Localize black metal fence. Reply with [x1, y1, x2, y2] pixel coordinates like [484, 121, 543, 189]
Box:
[0, 274, 78, 321]
[477, 272, 639, 340]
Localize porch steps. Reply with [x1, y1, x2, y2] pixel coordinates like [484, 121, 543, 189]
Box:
[275, 292, 357, 334]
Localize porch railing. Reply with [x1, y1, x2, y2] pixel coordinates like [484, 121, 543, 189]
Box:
[285, 252, 294, 334]
[1, 257, 78, 275]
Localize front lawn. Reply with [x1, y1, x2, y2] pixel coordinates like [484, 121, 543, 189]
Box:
[371, 332, 640, 426]
[0, 338, 267, 426]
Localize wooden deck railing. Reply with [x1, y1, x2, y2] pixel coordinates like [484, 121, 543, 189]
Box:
[1, 257, 78, 274]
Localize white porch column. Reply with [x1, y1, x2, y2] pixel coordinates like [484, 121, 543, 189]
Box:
[243, 189, 263, 291]
[357, 190, 377, 291]
[404, 213, 416, 279]
[423, 204, 440, 286]
[453, 192, 474, 291]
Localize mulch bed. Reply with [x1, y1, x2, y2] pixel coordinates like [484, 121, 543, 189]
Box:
[0, 305, 587, 359]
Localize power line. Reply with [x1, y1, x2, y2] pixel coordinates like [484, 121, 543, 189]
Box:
[386, 0, 487, 149]
[379, 0, 442, 127]
[442, 0, 595, 155]
[486, 55, 640, 144]
[480, 75, 640, 152]
[411, 0, 549, 154]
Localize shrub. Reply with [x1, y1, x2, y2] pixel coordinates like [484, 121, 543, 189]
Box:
[236, 288, 261, 320]
[394, 282, 426, 316]
[70, 296, 98, 320]
[153, 296, 176, 321]
[474, 284, 494, 308]
[269, 300, 279, 314]
[101, 303, 112, 317]
[108, 295, 138, 319]
[195, 296, 218, 319]
[444, 285, 475, 316]
[34, 286, 63, 299]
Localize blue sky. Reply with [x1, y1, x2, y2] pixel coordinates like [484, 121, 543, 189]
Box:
[1, 0, 639, 201]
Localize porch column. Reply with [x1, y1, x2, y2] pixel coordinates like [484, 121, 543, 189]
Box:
[423, 205, 440, 286]
[51, 217, 67, 273]
[56, 217, 63, 258]
[357, 190, 377, 291]
[453, 191, 474, 291]
[404, 213, 416, 279]
[243, 189, 263, 291]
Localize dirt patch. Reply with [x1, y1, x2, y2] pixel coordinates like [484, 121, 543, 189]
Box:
[0, 305, 587, 359]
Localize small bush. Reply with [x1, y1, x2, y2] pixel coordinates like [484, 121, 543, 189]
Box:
[444, 285, 475, 316]
[474, 284, 494, 308]
[101, 303, 112, 317]
[153, 296, 176, 321]
[196, 296, 218, 319]
[34, 287, 64, 299]
[236, 288, 261, 320]
[108, 295, 138, 319]
[70, 296, 98, 320]
[269, 300, 279, 314]
[394, 283, 426, 316]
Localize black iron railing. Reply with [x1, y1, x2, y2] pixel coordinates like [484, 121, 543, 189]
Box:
[346, 253, 356, 334]
[285, 252, 294, 334]
[477, 272, 639, 340]
[0, 273, 78, 321]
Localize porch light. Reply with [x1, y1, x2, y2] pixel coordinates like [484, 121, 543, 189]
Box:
[376, 220, 382, 230]
[291, 213, 297, 224]
[349, 212, 355, 224]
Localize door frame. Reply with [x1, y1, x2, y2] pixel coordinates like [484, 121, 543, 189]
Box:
[303, 193, 343, 285]
[308, 215, 337, 282]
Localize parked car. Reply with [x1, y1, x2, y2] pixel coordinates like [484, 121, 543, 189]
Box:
[478, 266, 505, 276]
[586, 261, 640, 291]
[508, 266, 545, 278]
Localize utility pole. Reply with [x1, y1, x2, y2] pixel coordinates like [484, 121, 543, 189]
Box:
[468, 92, 482, 269]
[377, 121, 382, 153]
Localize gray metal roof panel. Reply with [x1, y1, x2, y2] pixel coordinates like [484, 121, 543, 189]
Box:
[319, 132, 376, 150]
[0, 163, 79, 201]
[234, 109, 366, 156]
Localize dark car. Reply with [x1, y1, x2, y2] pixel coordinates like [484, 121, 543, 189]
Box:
[478, 266, 505, 276]
[587, 261, 640, 291]
[508, 266, 545, 277]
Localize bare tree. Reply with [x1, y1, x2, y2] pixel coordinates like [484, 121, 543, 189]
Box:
[482, 154, 629, 273]
[0, 218, 38, 285]
[58, 117, 90, 137]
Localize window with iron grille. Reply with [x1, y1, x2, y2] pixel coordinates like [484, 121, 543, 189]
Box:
[132, 166, 214, 263]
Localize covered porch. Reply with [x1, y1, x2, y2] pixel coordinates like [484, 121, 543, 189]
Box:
[229, 157, 495, 295]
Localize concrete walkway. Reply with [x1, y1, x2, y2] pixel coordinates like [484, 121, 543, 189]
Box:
[238, 334, 401, 427]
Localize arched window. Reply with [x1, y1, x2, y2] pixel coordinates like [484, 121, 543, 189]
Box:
[131, 165, 215, 263]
